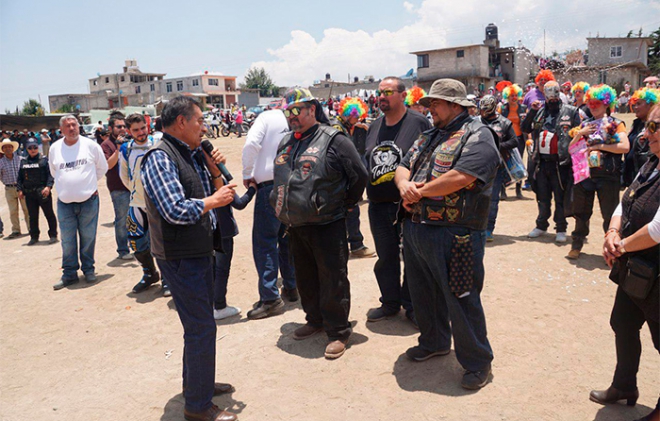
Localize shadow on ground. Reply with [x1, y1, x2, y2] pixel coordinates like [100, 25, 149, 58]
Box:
[566, 252, 609, 272]
[364, 314, 418, 337]
[160, 391, 246, 421]
[66, 273, 114, 290]
[592, 403, 654, 421]
[276, 321, 368, 359]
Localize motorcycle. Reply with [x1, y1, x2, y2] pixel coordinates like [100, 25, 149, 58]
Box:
[221, 121, 250, 137]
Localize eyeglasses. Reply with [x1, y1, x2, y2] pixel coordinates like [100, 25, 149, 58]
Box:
[27, 146, 39, 150]
[376, 89, 402, 97]
[645, 120, 660, 134]
[283, 106, 307, 118]
[114, 124, 126, 129]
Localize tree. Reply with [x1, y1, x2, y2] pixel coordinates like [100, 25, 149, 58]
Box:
[240, 67, 276, 97]
[21, 99, 44, 116]
[55, 104, 76, 114]
[649, 27, 660, 75]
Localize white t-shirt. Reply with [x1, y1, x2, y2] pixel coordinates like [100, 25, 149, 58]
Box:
[242, 110, 289, 183]
[49, 136, 108, 203]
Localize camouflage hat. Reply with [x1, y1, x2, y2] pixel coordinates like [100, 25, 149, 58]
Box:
[418, 79, 474, 108]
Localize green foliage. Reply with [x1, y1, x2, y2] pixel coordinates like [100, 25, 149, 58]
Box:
[55, 104, 76, 114]
[240, 67, 276, 97]
[649, 27, 660, 75]
[21, 99, 44, 116]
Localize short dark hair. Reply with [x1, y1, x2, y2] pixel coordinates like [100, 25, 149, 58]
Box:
[125, 113, 146, 127]
[382, 76, 406, 92]
[161, 96, 201, 128]
[154, 117, 162, 131]
[109, 111, 126, 128]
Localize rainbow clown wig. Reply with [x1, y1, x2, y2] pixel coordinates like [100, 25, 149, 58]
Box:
[338, 97, 368, 120]
[535, 69, 555, 84]
[630, 87, 660, 105]
[585, 84, 618, 110]
[571, 81, 590, 94]
[502, 84, 523, 101]
[404, 86, 427, 107]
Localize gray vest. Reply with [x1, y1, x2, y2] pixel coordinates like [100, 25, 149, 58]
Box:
[270, 125, 347, 227]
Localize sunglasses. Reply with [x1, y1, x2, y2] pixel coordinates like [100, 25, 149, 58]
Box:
[27, 146, 39, 150]
[114, 124, 127, 129]
[376, 89, 402, 97]
[645, 120, 660, 134]
[283, 106, 307, 118]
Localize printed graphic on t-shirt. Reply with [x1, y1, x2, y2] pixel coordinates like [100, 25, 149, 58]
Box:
[59, 158, 89, 172]
[369, 141, 402, 186]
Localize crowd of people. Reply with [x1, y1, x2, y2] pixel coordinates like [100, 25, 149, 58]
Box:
[1, 68, 659, 421]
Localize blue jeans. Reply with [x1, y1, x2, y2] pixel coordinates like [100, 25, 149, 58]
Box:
[368, 201, 412, 313]
[214, 237, 234, 310]
[252, 185, 295, 301]
[157, 256, 216, 413]
[110, 190, 130, 256]
[346, 205, 364, 251]
[403, 220, 494, 371]
[487, 166, 508, 232]
[57, 195, 100, 279]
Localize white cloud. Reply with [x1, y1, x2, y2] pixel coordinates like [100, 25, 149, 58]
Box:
[246, 0, 657, 87]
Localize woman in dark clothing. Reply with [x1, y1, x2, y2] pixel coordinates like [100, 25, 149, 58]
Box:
[16, 138, 57, 245]
[590, 104, 660, 421]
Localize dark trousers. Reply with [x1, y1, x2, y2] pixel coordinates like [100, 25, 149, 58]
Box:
[288, 219, 351, 340]
[157, 256, 217, 413]
[213, 237, 234, 310]
[346, 205, 364, 251]
[571, 176, 620, 250]
[368, 201, 412, 313]
[535, 160, 570, 233]
[25, 190, 57, 240]
[610, 287, 660, 396]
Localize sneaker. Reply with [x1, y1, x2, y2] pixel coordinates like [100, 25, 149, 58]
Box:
[522, 182, 531, 191]
[27, 238, 38, 246]
[527, 228, 546, 238]
[461, 365, 492, 390]
[350, 246, 377, 258]
[281, 287, 299, 302]
[53, 277, 79, 290]
[325, 338, 348, 359]
[213, 306, 241, 320]
[84, 273, 97, 283]
[0, 233, 3, 238]
[7, 232, 20, 239]
[132, 276, 155, 293]
[293, 323, 323, 340]
[48, 237, 58, 244]
[486, 231, 494, 242]
[567, 249, 581, 260]
[246, 298, 284, 320]
[161, 283, 172, 297]
[406, 345, 451, 362]
[118, 253, 135, 261]
[366, 306, 398, 322]
[555, 232, 567, 243]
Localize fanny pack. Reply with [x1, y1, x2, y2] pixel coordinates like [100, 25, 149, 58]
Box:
[609, 255, 659, 300]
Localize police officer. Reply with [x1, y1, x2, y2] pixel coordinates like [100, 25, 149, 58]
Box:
[17, 137, 57, 245]
[394, 78, 499, 389]
[271, 87, 368, 359]
[522, 81, 581, 243]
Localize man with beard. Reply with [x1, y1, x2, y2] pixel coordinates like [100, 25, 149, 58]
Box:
[119, 113, 169, 296]
[364, 76, 431, 326]
[522, 81, 581, 243]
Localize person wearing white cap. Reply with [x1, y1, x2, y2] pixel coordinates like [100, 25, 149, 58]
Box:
[0, 138, 29, 238]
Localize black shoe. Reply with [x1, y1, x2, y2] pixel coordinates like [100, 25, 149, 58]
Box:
[7, 232, 20, 239]
[48, 237, 58, 244]
[27, 238, 38, 246]
[281, 287, 299, 302]
[461, 365, 492, 390]
[247, 298, 284, 320]
[366, 306, 398, 322]
[589, 386, 639, 406]
[53, 277, 79, 290]
[132, 272, 157, 293]
[515, 184, 524, 199]
[406, 345, 450, 362]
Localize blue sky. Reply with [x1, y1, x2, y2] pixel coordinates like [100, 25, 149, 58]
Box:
[1, 0, 658, 112]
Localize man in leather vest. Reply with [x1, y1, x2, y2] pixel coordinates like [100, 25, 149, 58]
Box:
[270, 88, 367, 359]
[522, 81, 581, 243]
[395, 79, 499, 390]
[141, 96, 238, 421]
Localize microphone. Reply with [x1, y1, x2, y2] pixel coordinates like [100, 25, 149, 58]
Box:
[201, 139, 233, 181]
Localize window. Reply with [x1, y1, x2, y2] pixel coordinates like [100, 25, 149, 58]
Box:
[417, 54, 429, 68]
[120, 76, 125, 82]
[209, 78, 219, 86]
[610, 46, 622, 58]
[166, 82, 172, 93]
[105, 77, 109, 83]
[177, 81, 183, 91]
[192, 79, 199, 87]
[135, 86, 141, 94]
[93, 80, 98, 86]
[456, 49, 465, 58]
[150, 84, 155, 92]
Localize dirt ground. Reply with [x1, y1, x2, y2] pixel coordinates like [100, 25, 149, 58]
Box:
[1, 113, 657, 421]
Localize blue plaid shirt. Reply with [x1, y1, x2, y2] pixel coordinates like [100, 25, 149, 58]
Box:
[0, 154, 22, 186]
[141, 135, 216, 229]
